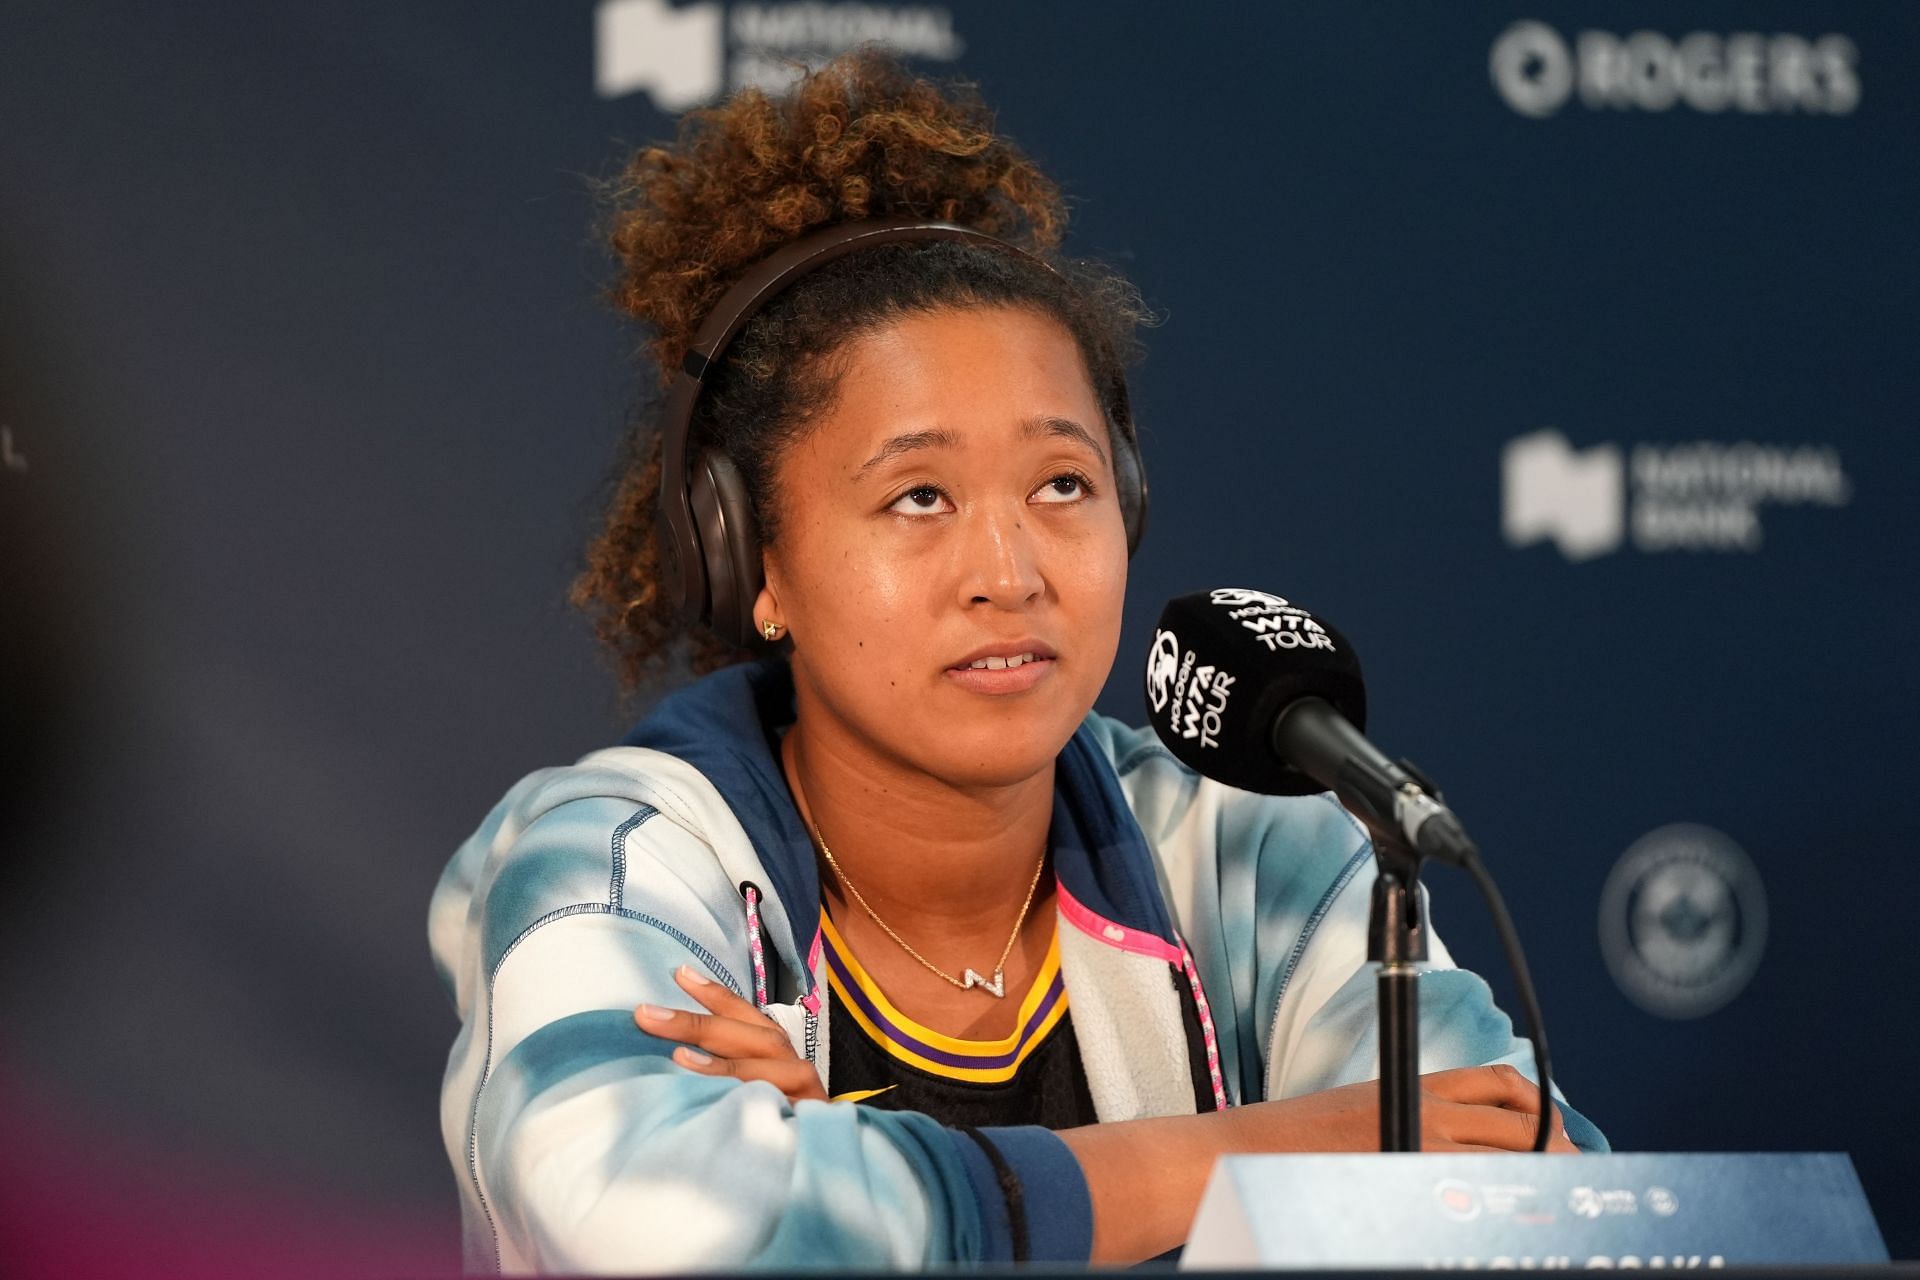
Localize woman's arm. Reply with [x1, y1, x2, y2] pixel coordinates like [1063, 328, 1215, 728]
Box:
[469, 917, 923, 1269]
[1059, 1065, 1573, 1263]
[435, 778, 1091, 1271]
[1256, 840, 1611, 1154]
[650, 971, 1573, 1266]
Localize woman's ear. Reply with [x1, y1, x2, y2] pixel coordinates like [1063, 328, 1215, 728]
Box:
[752, 554, 786, 643]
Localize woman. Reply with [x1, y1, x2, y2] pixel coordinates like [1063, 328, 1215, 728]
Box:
[429, 51, 1603, 1274]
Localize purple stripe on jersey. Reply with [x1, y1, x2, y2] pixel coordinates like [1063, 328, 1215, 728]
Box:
[822, 934, 1064, 1071]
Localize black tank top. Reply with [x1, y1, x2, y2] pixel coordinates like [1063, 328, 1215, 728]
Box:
[819, 909, 1100, 1131]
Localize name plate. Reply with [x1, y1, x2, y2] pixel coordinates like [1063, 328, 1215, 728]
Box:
[1181, 1153, 1887, 1269]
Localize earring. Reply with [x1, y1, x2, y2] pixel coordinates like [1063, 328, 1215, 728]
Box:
[761, 618, 784, 642]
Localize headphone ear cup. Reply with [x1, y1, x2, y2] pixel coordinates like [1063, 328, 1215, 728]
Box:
[688, 448, 765, 647]
[656, 508, 701, 628]
[1114, 427, 1149, 555]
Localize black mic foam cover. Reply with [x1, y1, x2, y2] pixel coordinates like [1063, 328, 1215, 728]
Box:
[1145, 589, 1369, 796]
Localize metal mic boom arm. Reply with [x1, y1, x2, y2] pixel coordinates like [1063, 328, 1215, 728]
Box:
[1271, 697, 1477, 866]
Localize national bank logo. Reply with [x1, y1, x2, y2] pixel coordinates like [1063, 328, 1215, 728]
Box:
[1502, 431, 1623, 562]
[1502, 429, 1851, 560]
[596, 0, 964, 109]
[1490, 20, 1860, 118]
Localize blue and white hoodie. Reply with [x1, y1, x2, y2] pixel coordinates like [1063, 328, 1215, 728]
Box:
[430, 658, 1604, 1273]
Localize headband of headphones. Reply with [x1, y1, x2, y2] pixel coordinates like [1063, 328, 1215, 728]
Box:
[655, 217, 1147, 642]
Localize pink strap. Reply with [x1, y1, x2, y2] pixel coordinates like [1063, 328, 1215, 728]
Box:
[742, 885, 769, 1009]
[1055, 881, 1183, 963]
[1179, 939, 1231, 1111]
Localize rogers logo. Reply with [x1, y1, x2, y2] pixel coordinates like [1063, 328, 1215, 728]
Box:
[1491, 21, 1861, 118]
[1490, 21, 1574, 118]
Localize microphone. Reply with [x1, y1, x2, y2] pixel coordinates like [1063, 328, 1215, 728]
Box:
[1147, 589, 1556, 1154]
[1145, 589, 1475, 866]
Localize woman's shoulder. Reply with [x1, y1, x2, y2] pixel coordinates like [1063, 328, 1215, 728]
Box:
[458, 746, 733, 883]
[428, 747, 749, 1007]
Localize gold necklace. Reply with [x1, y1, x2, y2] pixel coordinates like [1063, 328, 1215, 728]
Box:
[811, 821, 1048, 999]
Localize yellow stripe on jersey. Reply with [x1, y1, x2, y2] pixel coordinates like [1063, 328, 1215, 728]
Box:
[820, 911, 1070, 1085]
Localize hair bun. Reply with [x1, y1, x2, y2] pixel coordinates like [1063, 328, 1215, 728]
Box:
[603, 49, 1067, 377]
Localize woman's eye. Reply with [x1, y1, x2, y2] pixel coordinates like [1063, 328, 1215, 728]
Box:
[889, 485, 953, 516]
[1032, 472, 1092, 504]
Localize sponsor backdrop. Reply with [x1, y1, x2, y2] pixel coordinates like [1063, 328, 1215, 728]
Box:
[3, 0, 1915, 1269]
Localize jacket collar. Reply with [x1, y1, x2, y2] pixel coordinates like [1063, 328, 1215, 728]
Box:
[620, 657, 821, 957]
[621, 658, 1179, 990]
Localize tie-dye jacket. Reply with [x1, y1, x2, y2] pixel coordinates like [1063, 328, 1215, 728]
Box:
[429, 658, 1604, 1273]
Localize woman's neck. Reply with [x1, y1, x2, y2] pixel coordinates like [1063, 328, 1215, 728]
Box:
[778, 708, 1056, 956]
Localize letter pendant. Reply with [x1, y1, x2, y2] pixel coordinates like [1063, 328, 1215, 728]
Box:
[961, 968, 1006, 998]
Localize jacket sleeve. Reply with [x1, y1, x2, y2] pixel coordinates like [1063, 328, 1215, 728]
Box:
[1079, 712, 1605, 1153]
[1254, 799, 1609, 1153]
[431, 766, 1091, 1273]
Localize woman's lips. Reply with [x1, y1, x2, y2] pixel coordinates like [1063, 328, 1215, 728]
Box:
[943, 656, 1056, 695]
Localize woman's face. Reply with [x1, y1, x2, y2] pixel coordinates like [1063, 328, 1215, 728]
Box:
[756, 304, 1128, 789]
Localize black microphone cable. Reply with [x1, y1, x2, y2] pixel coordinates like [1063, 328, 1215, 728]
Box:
[1450, 838, 1555, 1153]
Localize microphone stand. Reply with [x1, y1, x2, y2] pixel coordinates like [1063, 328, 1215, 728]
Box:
[1364, 831, 1427, 1152]
[1262, 698, 1549, 1155]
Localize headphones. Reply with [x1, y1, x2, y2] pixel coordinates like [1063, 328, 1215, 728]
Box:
[655, 218, 1149, 648]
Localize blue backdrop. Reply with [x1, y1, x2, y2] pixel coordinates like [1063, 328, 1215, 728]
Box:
[3, 1, 1915, 1271]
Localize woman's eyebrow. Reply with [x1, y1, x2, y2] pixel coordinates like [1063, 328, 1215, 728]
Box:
[853, 416, 1108, 479]
[854, 427, 961, 478]
[1021, 415, 1108, 469]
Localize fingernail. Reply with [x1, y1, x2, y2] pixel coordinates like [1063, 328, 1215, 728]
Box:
[636, 1004, 671, 1022]
[677, 1047, 713, 1066]
[678, 965, 713, 986]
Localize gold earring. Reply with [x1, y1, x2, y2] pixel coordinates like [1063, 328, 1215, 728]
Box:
[761, 618, 784, 642]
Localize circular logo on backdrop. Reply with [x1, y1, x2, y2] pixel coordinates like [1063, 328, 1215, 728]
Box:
[1599, 824, 1767, 1019]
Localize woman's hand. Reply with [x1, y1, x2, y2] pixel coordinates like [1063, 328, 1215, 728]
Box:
[634, 964, 827, 1104]
[1060, 1064, 1575, 1264]
[1244, 1064, 1576, 1154]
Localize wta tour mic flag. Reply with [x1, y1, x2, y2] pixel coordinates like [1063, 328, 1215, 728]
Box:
[1147, 588, 1366, 796]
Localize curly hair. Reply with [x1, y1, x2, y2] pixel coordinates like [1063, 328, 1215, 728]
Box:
[572, 49, 1151, 691]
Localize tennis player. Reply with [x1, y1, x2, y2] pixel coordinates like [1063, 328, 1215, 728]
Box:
[429, 50, 1601, 1274]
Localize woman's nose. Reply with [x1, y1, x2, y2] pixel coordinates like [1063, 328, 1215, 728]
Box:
[959, 504, 1044, 608]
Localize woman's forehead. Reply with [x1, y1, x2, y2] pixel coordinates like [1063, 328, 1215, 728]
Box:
[814, 306, 1104, 458]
